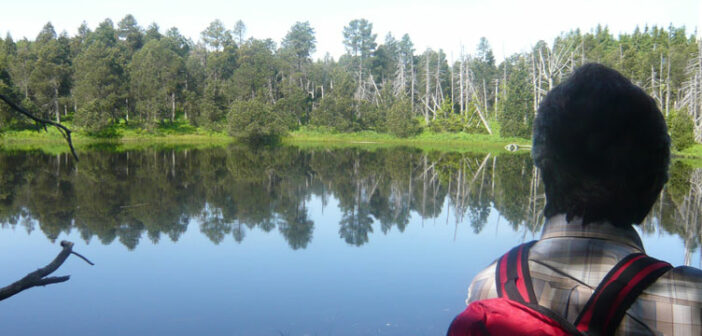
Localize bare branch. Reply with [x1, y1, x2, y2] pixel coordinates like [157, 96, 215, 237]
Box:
[70, 251, 95, 266]
[0, 94, 79, 161]
[0, 241, 92, 301]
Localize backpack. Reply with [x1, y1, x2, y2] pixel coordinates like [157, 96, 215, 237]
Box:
[447, 241, 672, 336]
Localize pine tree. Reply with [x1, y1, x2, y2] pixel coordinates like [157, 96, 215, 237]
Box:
[499, 57, 533, 138]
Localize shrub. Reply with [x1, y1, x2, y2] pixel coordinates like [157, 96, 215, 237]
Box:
[668, 109, 695, 151]
[227, 99, 290, 144]
[386, 98, 420, 137]
[74, 99, 112, 133]
[428, 113, 488, 134]
[310, 96, 354, 132]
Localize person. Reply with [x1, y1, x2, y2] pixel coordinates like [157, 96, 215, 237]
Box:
[452, 63, 702, 335]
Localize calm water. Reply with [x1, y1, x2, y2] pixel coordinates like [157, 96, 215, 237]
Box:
[0, 146, 699, 335]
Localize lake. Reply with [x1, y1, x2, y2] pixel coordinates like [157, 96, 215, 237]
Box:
[0, 146, 699, 335]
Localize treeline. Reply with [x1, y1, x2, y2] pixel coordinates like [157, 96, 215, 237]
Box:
[0, 17, 701, 144]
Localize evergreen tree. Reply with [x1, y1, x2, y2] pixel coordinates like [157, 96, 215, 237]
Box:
[499, 57, 533, 138]
[144, 23, 162, 43]
[668, 109, 695, 150]
[72, 40, 126, 130]
[117, 14, 144, 57]
[232, 20, 246, 46]
[29, 23, 72, 122]
[89, 19, 118, 47]
[343, 18, 377, 102]
[201, 19, 232, 51]
[227, 99, 290, 143]
[281, 21, 316, 71]
[230, 39, 276, 101]
[129, 39, 185, 125]
[0, 35, 17, 127]
[386, 97, 419, 137]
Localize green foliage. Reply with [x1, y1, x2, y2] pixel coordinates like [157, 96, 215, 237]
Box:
[281, 21, 316, 71]
[436, 97, 453, 118]
[311, 95, 354, 132]
[117, 14, 144, 56]
[275, 83, 309, 129]
[74, 99, 112, 133]
[386, 98, 420, 137]
[227, 99, 290, 143]
[196, 83, 227, 130]
[200, 19, 233, 51]
[129, 39, 185, 126]
[230, 39, 277, 100]
[498, 57, 533, 138]
[343, 19, 377, 58]
[0, 37, 16, 128]
[28, 23, 71, 122]
[310, 70, 356, 132]
[4, 19, 702, 150]
[72, 40, 126, 125]
[428, 112, 488, 134]
[668, 109, 696, 151]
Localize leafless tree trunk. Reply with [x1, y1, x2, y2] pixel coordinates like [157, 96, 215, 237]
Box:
[459, 54, 465, 114]
[425, 51, 431, 124]
[171, 92, 176, 121]
[464, 64, 493, 134]
[54, 85, 60, 123]
[411, 59, 415, 114]
[534, 41, 574, 109]
[682, 41, 702, 140]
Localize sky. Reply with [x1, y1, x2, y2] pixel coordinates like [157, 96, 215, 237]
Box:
[0, 0, 700, 62]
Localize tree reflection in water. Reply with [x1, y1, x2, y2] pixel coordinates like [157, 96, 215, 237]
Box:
[0, 146, 699, 258]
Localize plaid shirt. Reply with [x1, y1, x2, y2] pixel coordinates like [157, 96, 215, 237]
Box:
[466, 214, 702, 335]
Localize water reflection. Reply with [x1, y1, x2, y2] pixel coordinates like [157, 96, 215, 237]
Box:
[0, 146, 698, 254]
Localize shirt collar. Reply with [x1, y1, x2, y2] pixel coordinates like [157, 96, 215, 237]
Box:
[540, 214, 645, 252]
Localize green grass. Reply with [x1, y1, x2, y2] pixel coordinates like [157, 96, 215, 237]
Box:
[285, 127, 531, 153]
[12, 122, 702, 162]
[0, 120, 233, 155]
[674, 144, 702, 167]
[678, 143, 702, 157]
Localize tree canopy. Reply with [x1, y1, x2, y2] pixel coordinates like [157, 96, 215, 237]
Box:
[0, 16, 699, 142]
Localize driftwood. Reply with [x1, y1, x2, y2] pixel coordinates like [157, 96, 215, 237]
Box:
[505, 143, 532, 152]
[0, 241, 93, 301]
[0, 93, 79, 161]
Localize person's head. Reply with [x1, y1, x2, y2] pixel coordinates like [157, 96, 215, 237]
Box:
[532, 63, 670, 227]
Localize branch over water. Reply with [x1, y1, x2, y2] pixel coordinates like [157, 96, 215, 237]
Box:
[0, 241, 94, 301]
[0, 94, 79, 161]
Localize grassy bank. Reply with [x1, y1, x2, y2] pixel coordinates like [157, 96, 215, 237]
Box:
[284, 128, 531, 153]
[0, 121, 232, 153]
[1, 122, 531, 152]
[4, 123, 702, 163]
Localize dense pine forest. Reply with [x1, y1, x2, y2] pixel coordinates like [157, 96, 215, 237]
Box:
[0, 16, 701, 147]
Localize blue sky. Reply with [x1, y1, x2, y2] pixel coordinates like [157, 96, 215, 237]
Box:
[0, 0, 699, 61]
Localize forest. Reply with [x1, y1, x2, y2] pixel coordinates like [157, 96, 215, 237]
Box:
[0, 16, 701, 146]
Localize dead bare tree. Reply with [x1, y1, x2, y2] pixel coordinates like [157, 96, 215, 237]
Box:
[464, 64, 493, 134]
[0, 241, 94, 301]
[530, 41, 576, 113]
[682, 41, 702, 141]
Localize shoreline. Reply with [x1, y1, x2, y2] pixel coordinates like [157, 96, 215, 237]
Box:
[2, 129, 701, 163]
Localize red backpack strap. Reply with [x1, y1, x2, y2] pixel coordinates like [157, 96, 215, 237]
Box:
[495, 241, 538, 304]
[574, 253, 672, 335]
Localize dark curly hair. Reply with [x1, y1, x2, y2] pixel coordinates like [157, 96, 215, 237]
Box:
[532, 63, 670, 227]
